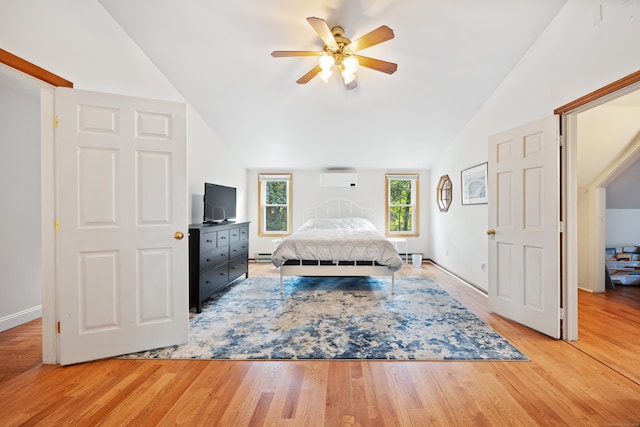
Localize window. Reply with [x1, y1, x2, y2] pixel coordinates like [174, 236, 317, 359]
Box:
[386, 174, 419, 237]
[258, 173, 292, 236]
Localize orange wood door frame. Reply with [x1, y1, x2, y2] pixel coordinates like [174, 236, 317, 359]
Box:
[0, 48, 73, 87]
[555, 70, 640, 114]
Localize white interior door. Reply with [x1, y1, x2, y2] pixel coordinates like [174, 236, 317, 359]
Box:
[488, 116, 561, 338]
[55, 88, 188, 365]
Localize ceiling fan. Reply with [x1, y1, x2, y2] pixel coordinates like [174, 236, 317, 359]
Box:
[271, 17, 397, 90]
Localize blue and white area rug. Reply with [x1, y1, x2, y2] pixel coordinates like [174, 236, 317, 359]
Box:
[121, 277, 527, 361]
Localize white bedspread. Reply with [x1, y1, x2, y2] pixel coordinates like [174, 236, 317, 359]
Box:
[271, 217, 403, 272]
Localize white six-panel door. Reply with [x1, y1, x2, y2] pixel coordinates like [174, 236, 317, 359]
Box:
[488, 116, 561, 339]
[55, 88, 188, 365]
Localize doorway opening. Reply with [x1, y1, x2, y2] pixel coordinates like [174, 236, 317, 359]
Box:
[0, 49, 73, 363]
[558, 70, 640, 346]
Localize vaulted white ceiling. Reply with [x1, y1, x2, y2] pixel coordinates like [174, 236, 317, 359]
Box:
[99, 0, 568, 170]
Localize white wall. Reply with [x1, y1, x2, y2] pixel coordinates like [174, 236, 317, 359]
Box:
[0, 0, 248, 223]
[186, 107, 248, 225]
[577, 189, 590, 290]
[0, 80, 42, 331]
[577, 105, 640, 188]
[606, 156, 640, 208]
[606, 209, 640, 247]
[0, 0, 247, 327]
[247, 169, 430, 259]
[430, 0, 640, 291]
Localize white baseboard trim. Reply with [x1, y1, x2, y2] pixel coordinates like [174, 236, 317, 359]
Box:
[0, 305, 42, 332]
[428, 259, 488, 296]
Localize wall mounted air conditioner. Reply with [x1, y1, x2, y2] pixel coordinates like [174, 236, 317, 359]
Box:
[320, 173, 358, 188]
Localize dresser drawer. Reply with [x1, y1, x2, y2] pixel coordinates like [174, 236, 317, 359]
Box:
[200, 246, 228, 270]
[229, 226, 241, 243]
[200, 230, 217, 252]
[230, 240, 249, 259]
[200, 265, 229, 298]
[239, 225, 249, 240]
[216, 230, 230, 246]
[229, 257, 248, 281]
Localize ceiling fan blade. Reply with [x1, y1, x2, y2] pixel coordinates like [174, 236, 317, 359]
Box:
[271, 51, 323, 57]
[306, 17, 338, 50]
[296, 65, 322, 84]
[346, 25, 394, 53]
[353, 55, 398, 74]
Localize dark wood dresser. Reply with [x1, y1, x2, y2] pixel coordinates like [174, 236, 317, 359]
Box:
[188, 221, 250, 312]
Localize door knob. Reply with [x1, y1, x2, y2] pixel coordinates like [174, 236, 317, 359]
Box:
[486, 229, 496, 235]
[174, 231, 184, 240]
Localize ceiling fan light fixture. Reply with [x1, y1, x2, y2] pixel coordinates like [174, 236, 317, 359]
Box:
[341, 69, 356, 85]
[271, 17, 397, 89]
[319, 53, 335, 71]
[342, 55, 359, 74]
[318, 69, 332, 83]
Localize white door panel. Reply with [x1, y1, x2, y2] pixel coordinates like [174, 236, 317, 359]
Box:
[488, 116, 561, 339]
[56, 88, 188, 365]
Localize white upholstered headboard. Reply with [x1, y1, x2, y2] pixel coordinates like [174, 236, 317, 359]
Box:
[303, 199, 376, 224]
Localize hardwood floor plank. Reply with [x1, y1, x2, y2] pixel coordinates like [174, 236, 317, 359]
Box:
[1, 262, 639, 425]
[288, 361, 328, 427]
[363, 362, 403, 426]
[160, 361, 250, 426]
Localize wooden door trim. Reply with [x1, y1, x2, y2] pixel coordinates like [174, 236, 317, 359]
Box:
[0, 48, 73, 88]
[554, 69, 640, 114]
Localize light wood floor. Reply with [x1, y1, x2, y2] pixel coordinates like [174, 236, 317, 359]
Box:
[1, 261, 639, 426]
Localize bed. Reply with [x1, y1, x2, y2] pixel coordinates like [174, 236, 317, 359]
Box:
[271, 200, 403, 293]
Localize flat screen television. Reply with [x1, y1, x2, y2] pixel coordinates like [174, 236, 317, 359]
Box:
[203, 183, 237, 223]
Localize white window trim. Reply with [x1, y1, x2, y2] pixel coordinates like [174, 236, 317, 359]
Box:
[385, 174, 419, 237]
[258, 173, 292, 236]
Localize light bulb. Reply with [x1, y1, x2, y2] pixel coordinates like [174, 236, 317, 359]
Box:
[342, 55, 359, 74]
[341, 69, 356, 84]
[319, 69, 332, 83]
[319, 53, 335, 71]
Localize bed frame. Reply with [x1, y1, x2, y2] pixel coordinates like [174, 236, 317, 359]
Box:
[278, 199, 397, 293]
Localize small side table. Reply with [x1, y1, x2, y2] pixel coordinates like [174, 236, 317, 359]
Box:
[388, 238, 408, 263]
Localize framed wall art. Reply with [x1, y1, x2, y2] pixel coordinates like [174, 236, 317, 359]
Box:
[461, 162, 487, 205]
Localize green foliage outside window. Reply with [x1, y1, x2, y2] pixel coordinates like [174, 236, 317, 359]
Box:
[389, 179, 413, 232]
[265, 181, 288, 232]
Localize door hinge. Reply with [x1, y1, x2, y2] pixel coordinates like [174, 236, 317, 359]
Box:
[558, 221, 564, 233]
[558, 134, 565, 147]
[57, 321, 61, 334]
[55, 219, 60, 231]
[55, 115, 59, 129]
[559, 308, 564, 320]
